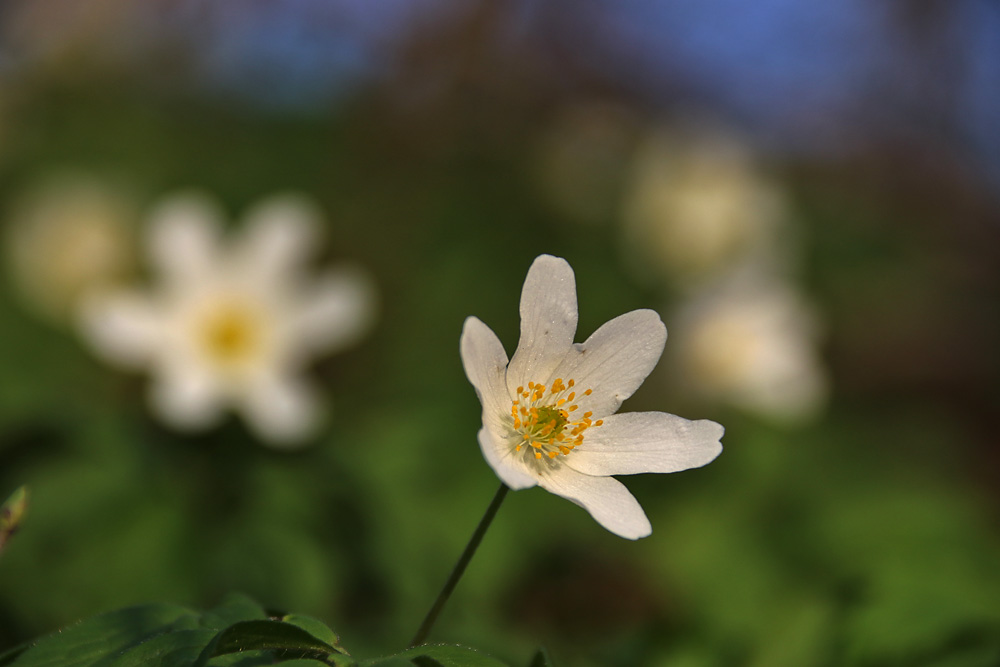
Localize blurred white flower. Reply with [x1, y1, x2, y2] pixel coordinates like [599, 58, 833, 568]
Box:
[621, 126, 790, 286]
[460, 255, 723, 540]
[3, 174, 136, 322]
[671, 270, 828, 422]
[79, 192, 376, 446]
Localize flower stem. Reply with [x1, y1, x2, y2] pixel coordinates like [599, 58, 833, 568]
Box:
[409, 483, 509, 648]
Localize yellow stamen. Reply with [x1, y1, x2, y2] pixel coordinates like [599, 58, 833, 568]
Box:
[507, 377, 603, 463]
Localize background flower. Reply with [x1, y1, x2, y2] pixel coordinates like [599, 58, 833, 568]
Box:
[3, 173, 137, 323]
[670, 268, 828, 422]
[621, 125, 791, 288]
[79, 191, 377, 446]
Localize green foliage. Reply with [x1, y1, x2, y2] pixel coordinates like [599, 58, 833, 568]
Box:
[1, 603, 196, 667]
[526, 649, 555, 667]
[193, 620, 342, 665]
[0, 595, 515, 667]
[363, 645, 509, 667]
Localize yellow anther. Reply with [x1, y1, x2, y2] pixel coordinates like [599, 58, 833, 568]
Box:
[509, 377, 598, 463]
[595, 420, 603, 426]
[583, 389, 592, 396]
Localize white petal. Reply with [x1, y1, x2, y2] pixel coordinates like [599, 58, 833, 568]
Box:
[478, 428, 538, 490]
[236, 193, 321, 279]
[537, 467, 651, 539]
[148, 363, 225, 431]
[77, 290, 164, 367]
[241, 375, 320, 447]
[549, 309, 666, 417]
[290, 266, 377, 355]
[565, 412, 723, 476]
[460, 316, 512, 435]
[506, 255, 578, 398]
[146, 192, 225, 284]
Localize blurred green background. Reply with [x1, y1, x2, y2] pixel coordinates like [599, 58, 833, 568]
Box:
[1, 2, 999, 665]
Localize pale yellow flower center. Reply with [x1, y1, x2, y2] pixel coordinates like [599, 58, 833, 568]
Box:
[199, 303, 262, 366]
[509, 378, 603, 461]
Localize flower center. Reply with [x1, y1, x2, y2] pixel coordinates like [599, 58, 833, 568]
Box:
[199, 303, 261, 366]
[509, 378, 603, 462]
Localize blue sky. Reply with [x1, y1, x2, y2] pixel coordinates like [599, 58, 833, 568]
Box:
[3, 0, 997, 185]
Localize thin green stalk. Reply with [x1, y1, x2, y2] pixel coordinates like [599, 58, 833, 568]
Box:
[409, 483, 509, 647]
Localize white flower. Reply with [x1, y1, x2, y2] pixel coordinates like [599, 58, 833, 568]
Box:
[78, 191, 376, 446]
[460, 255, 723, 539]
[621, 127, 789, 286]
[672, 269, 828, 422]
[3, 174, 136, 322]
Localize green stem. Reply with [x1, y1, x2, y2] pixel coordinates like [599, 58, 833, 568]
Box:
[409, 483, 509, 647]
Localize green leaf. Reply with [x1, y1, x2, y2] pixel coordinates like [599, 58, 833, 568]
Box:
[280, 614, 343, 651]
[527, 648, 555, 667]
[410, 658, 445, 667]
[2, 596, 348, 667]
[99, 629, 217, 667]
[365, 644, 509, 667]
[0, 642, 29, 667]
[193, 620, 344, 666]
[198, 593, 269, 629]
[8, 603, 196, 667]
